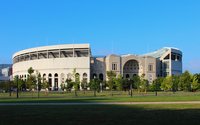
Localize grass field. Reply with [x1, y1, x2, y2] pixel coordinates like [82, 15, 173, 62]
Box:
[1, 91, 200, 125]
[0, 91, 200, 103]
[1, 104, 200, 125]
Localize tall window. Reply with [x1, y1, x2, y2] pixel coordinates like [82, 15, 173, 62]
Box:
[112, 63, 117, 71]
[148, 64, 153, 72]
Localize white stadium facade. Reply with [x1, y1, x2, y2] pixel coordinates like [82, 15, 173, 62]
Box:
[12, 43, 182, 90]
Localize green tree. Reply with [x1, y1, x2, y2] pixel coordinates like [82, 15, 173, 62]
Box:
[140, 79, 149, 94]
[28, 67, 34, 75]
[139, 74, 149, 94]
[192, 75, 199, 91]
[89, 78, 100, 97]
[172, 75, 180, 93]
[0, 81, 14, 93]
[60, 83, 66, 91]
[194, 73, 200, 83]
[36, 71, 42, 98]
[132, 75, 141, 93]
[122, 78, 130, 92]
[42, 80, 49, 95]
[161, 76, 172, 91]
[72, 69, 80, 97]
[66, 78, 73, 92]
[106, 71, 116, 96]
[81, 78, 88, 94]
[27, 67, 36, 91]
[151, 77, 163, 96]
[179, 71, 192, 91]
[115, 74, 123, 91]
[13, 75, 24, 98]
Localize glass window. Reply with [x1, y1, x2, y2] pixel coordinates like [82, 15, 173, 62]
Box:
[112, 63, 117, 71]
[148, 64, 153, 72]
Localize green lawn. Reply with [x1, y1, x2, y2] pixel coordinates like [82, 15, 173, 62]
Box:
[1, 91, 200, 125]
[0, 91, 200, 103]
[1, 104, 200, 125]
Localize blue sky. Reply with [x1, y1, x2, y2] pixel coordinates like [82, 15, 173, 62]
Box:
[0, 0, 200, 73]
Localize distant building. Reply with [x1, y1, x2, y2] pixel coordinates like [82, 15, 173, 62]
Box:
[12, 44, 182, 90]
[0, 64, 12, 81]
[91, 47, 182, 83]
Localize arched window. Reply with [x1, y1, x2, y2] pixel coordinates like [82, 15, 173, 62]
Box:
[75, 73, 80, 78]
[54, 73, 58, 91]
[99, 73, 104, 81]
[83, 73, 87, 78]
[48, 73, 52, 90]
[60, 73, 65, 84]
[83, 73, 88, 81]
[67, 73, 72, 80]
[49, 73, 52, 77]
[54, 73, 58, 77]
[93, 73, 97, 79]
[126, 74, 130, 78]
[43, 74, 47, 81]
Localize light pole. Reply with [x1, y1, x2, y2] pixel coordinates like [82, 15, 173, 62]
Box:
[130, 83, 133, 97]
[100, 82, 103, 92]
[16, 75, 19, 99]
[37, 77, 39, 98]
[9, 79, 11, 97]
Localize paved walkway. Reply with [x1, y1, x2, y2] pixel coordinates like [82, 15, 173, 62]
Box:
[1, 101, 200, 106]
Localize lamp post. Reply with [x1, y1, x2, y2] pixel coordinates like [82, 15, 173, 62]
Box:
[37, 77, 39, 98]
[16, 75, 19, 99]
[130, 83, 133, 97]
[9, 79, 11, 97]
[100, 82, 103, 93]
[129, 78, 133, 97]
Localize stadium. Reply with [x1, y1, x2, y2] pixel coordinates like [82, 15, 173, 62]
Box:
[12, 43, 182, 90]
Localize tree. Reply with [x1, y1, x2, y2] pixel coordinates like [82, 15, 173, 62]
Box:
[60, 82, 66, 91]
[13, 75, 23, 98]
[179, 71, 192, 91]
[192, 75, 200, 91]
[72, 69, 80, 97]
[66, 78, 73, 92]
[139, 74, 149, 94]
[42, 80, 49, 95]
[161, 76, 172, 91]
[151, 77, 163, 96]
[132, 75, 141, 93]
[89, 78, 100, 97]
[140, 79, 149, 94]
[27, 67, 36, 91]
[172, 75, 180, 93]
[26, 67, 36, 98]
[115, 74, 123, 91]
[0, 80, 14, 93]
[122, 78, 130, 92]
[106, 71, 116, 96]
[36, 71, 42, 98]
[28, 67, 34, 75]
[81, 78, 88, 94]
[194, 73, 200, 83]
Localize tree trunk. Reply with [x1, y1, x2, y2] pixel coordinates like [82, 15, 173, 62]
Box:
[94, 90, 96, 97]
[75, 90, 77, 97]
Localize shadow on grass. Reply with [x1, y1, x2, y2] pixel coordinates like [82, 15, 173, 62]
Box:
[0, 104, 200, 125]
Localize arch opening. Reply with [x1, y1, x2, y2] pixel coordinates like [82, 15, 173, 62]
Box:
[123, 60, 140, 78]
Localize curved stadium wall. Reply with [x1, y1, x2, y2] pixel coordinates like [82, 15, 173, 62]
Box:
[12, 44, 90, 90]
